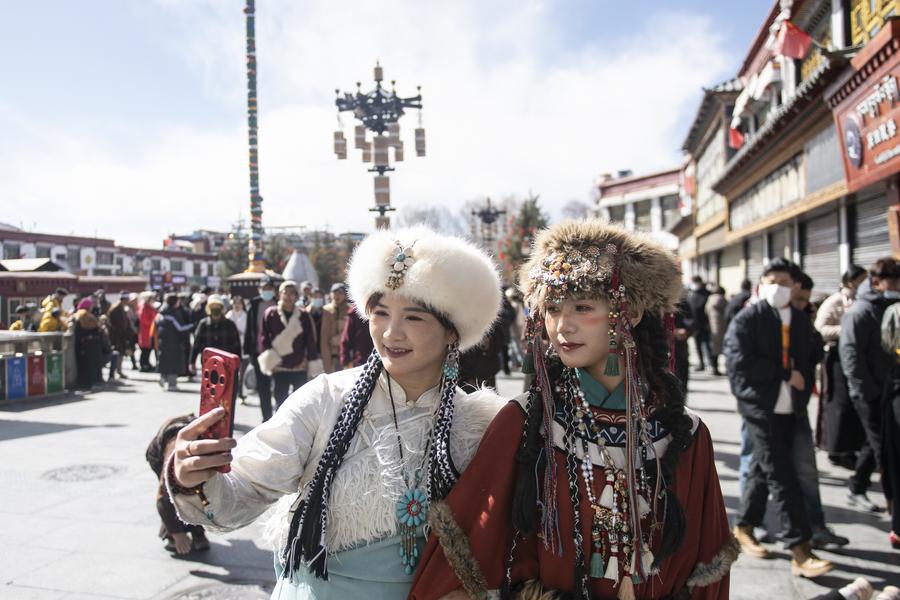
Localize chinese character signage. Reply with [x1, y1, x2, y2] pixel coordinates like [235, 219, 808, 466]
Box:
[827, 20, 900, 193]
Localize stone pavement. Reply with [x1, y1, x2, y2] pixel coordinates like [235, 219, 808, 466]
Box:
[0, 365, 897, 599]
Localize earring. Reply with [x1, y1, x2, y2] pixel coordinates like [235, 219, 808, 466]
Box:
[442, 342, 460, 380]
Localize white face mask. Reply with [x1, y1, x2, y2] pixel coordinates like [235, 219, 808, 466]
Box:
[759, 283, 792, 309]
[311, 298, 324, 309]
[884, 290, 900, 299]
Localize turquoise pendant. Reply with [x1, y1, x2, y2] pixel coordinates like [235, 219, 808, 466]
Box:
[396, 487, 428, 573]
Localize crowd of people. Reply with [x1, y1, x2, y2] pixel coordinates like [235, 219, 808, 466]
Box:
[7, 227, 899, 598]
[677, 256, 900, 582]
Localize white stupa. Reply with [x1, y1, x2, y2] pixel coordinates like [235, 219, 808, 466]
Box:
[282, 249, 319, 288]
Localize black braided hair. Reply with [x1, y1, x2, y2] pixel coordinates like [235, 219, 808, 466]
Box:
[426, 342, 462, 501]
[282, 349, 383, 579]
[512, 344, 563, 535]
[632, 312, 692, 567]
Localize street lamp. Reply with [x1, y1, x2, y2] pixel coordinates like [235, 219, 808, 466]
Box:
[334, 62, 426, 229]
[471, 197, 506, 248]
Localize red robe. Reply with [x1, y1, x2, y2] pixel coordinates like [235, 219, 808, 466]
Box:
[410, 402, 735, 599]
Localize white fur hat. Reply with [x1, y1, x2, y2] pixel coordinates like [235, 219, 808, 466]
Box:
[347, 225, 501, 351]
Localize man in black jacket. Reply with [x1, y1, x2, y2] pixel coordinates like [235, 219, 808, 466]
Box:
[244, 276, 278, 421]
[840, 257, 900, 512]
[723, 258, 832, 577]
[686, 275, 711, 371]
[725, 279, 753, 328]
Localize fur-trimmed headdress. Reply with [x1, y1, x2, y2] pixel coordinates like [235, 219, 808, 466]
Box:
[520, 220, 682, 317]
[348, 225, 502, 351]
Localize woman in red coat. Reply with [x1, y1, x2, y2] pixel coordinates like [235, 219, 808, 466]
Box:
[410, 221, 737, 599]
[138, 292, 158, 372]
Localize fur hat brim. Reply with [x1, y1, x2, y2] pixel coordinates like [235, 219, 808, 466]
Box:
[347, 225, 502, 351]
[520, 219, 682, 316]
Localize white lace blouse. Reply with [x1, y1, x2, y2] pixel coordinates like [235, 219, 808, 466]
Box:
[169, 367, 505, 554]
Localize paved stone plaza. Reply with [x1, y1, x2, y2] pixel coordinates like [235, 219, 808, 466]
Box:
[0, 365, 897, 599]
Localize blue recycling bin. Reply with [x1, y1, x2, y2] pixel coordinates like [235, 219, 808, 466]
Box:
[6, 354, 27, 400]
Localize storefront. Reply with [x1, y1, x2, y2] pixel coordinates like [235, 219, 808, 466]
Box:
[801, 208, 842, 294]
[826, 19, 900, 262]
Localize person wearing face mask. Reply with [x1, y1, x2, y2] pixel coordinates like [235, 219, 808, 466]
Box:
[191, 295, 243, 370]
[743, 271, 849, 550]
[816, 265, 868, 469]
[723, 258, 832, 577]
[245, 277, 278, 421]
[840, 257, 900, 514]
[306, 287, 325, 344]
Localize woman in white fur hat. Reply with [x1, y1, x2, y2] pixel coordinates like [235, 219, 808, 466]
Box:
[165, 226, 504, 599]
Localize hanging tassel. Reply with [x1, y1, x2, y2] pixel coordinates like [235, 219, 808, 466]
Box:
[617, 577, 636, 600]
[642, 546, 655, 576]
[604, 553, 619, 583]
[604, 351, 620, 377]
[590, 552, 605, 578]
[638, 494, 651, 518]
[599, 484, 614, 508]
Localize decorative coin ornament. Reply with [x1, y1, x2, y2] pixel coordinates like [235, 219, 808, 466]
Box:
[386, 241, 416, 289]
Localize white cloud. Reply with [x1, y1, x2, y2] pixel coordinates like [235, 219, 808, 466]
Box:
[2, 2, 730, 247]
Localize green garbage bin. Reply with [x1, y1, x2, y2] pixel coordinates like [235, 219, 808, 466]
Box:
[46, 351, 64, 394]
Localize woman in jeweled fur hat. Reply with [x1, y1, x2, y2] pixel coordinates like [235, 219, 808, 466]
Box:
[165, 225, 505, 599]
[410, 220, 737, 600]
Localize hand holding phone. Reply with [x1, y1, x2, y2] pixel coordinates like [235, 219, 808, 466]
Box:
[198, 348, 240, 472]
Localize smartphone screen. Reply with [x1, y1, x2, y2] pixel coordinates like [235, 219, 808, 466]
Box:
[199, 348, 241, 472]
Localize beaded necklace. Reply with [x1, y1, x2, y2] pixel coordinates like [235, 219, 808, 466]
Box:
[386, 375, 433, 574]
[560, 368, 657, 589]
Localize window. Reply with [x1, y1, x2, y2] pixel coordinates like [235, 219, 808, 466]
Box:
[3, 243, 20, 259]
[151, 258, 162, 271]
[36, 245, 51, 258]
[634, 200, 652, 231]
[171, 259, 184, 273]
[67, 247, 80, 269]
[96, 250, 114, 265]
[608, 204, 626, 224]
[193, 262, 202, 276]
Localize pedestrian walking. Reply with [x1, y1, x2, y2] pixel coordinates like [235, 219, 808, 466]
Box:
[724, 258, 833, 577]
[154, 294, 192, 391]
[339, 304, 374, 368]
[879, 298, 900, 551]
[258, 280, 318, 411]
[166, 225, 503, 598]
[458, 323, 503, 389]
[706, 284, 727, 375]
[73, 298, 103, 389]
[687, 275, 712, 371]
[816, 265, 868, 468]
[319, 282, 349, 373]
[841, 257, 900, 513]
[106, 292, 133, 379]
[245, 277, 278, 420]
[725, 279, 753, 328]
[138, 292, 158, 372]
[226, 295, 248, 349]
[411, 220, 735, 599]
[190, 295, 242, 369]
[98, 315, 122, 383]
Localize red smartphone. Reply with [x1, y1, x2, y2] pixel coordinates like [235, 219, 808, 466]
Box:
[199, 348, 241, 473]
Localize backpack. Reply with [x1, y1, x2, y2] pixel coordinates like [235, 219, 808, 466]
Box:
[880, 302, 900, 360]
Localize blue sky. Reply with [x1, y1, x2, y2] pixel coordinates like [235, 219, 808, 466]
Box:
[1, 1, 773, 246]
